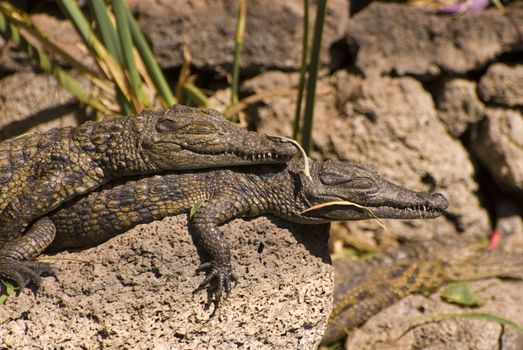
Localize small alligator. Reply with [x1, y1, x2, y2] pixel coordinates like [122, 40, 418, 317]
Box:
[6, 159, 448, 303]
[321, 240, 523, 346]
[0, 104, 297, 289]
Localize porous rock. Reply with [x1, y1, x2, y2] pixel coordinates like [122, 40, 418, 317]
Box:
[478, 63, 523, 108]
[128, 0, 348, 73]
[0, 71, 84, 141]
[0, 37, 31, 73]
[345, 280, 523, 350]
[0, 215, 333, 350]
[471, 108, 523, 198]
[242, 70, 490, 241]
[434, 78, 485, 138]
[344, 2, 523, 78]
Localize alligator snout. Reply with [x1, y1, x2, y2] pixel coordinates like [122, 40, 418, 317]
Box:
[430, 193, 449, 210]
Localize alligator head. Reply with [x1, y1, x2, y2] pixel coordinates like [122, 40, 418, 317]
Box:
[296, 160, 449, 222]
[140, 105, 297, 170]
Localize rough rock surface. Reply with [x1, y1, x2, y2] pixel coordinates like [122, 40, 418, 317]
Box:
[496, 199, 523, 237]
[478, 63, 523, 108]
[0, 71, 84, 141]
[471, 108, 523, 198]
[345, 279, 523, 350]
[241, 70, 490, 242]
[0, 37, 31, 73]
[30, 11, 98, 71]
[0, 216, 333, 350]
[129, 0, 347, 73]
[345, 3, 523, 78]
[434, 78, 485, 138]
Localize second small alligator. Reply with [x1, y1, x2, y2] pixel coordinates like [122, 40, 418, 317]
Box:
[321, 240, 523, 345]
[12, 159, 448, 302]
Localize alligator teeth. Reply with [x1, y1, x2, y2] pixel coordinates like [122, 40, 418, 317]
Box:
[267, 152, 272, 158]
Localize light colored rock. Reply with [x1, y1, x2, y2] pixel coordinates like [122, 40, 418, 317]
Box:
[344, 3, 523, 78]
[0, 37, 31, 72]
[241, 70, 490, 241]
[471, 108, 523, 197]
[435, 78, 485, 137]
[478, 63, 523, 107]
[345, 280, 523, 350]
[0, 71, 84, 141]
[0, 216, 333, 349]
[31, 12, 98, 71]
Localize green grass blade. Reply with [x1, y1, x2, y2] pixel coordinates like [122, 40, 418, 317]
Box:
[111, 0, 150, 111]
[88, 0, 123, 63]
[491, 0, 504, 11]
[229, 0, 246, 122]
[124, 3, 176, 107]
[0, 12, 112, 114]
[183, 83, 210, 108]
[190, 199, 207, 219]
[0, 280, 17, 304]
[301, 0, 327, 154]
[57, 0, 98, 55]
[0, 2, 102, 81]
[57, 0, 133, 110]
[85, 1, 132, 113]
[292, 0, 309, 141]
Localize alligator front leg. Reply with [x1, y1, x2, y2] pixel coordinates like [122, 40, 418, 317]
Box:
[190, 193, 252, 308]
[0, 217, 57, 290]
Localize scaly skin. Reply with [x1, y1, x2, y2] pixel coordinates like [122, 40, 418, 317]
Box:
[8, 159, 447, 302]
[0, 104, 297, 289]
[320, 241, 523, 346]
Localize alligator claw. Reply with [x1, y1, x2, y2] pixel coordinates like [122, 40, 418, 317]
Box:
[0, 257, 57, 292]
[193, 261, 237, 309]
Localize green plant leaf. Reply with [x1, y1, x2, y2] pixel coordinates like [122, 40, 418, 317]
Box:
[57, 0, 133, 108]
[0, 280, 17, 304]
[440, 282, 484, 307]
[292, 0, 309, 141]
[111, 0, 149, 110]
[341, 246, 374, 260]
[190, 199, 207, 219]
[229, 0, 246, 122]
[89, 0, 123, 63]
[183, 83, 210, 108]
[125, 3, 176, 107]
[301, 0, 327, 154]
[491, 0, 504, 11]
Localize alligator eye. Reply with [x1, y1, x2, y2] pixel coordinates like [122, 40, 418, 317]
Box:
[156, 119, 190, 133]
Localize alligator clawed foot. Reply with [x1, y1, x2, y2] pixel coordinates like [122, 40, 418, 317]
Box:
[0, 257, 57, 294]
[194, 261, 237, 313]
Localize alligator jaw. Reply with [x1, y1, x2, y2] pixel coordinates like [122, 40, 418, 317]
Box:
[361, 194, 449, 219]
[305, 192, 449, 221]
